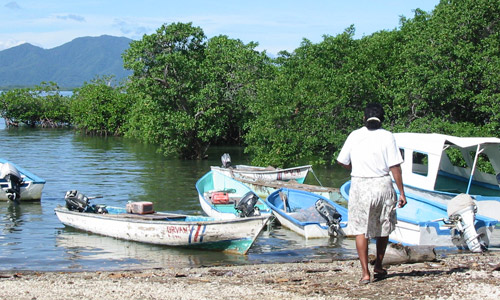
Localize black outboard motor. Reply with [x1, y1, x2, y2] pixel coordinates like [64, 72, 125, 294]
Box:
[221, 153, 231, 168]
[0, 163, 23, 203]
[235, 191, 260, 217]
[65, 190, 90, 212]
[315, 199, 343, 237]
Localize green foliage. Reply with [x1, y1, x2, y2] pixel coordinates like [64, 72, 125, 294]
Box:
[199, 35, 272, 145]
[123, 22, 208, 159]
[123, 22, 270, 159]
[245, 26, 403, 166]
[70, 76, 131, 136]
[245, 0, 500, 166]
[393, 0, 500, 133]
[0, 82, 70, 127]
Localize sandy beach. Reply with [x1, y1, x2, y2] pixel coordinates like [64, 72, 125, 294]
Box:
[1, 249, 499, 300]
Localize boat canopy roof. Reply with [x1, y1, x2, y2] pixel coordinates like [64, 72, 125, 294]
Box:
[393, 133, 500, 191]
[394, 133, 500, 155]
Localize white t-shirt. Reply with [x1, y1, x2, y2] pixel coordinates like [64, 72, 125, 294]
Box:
[337, 127, 403, 177]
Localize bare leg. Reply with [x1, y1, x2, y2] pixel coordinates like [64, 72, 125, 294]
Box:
[374, 236, 389, 273]
[355, 234, 370, 281]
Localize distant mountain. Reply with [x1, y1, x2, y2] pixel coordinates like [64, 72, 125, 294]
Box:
[0, 35, 133, 89]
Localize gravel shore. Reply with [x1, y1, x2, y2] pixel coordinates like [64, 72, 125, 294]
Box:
[1, 250, 499, 300]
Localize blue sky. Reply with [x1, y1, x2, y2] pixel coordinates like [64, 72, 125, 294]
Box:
[1, 0, 440, 54]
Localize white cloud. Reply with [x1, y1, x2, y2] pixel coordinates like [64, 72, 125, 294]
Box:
[4, 1, 21, 10]
[112, 18, 152, 38]
[56, 14, 86, 22]
[0, 39, 25, 51]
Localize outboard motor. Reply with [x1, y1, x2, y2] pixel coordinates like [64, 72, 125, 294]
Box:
[446, 194, 486, 253]
[65, 190, 90, 212]
[315, 199, 343, 237]
[221, 153, 231, 168]
[235, 191, 260, 217]
[0, 163, 23, 203]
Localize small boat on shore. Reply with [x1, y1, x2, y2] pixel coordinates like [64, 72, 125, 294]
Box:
[211, 153, 311, 184]
[340, 181, 498, 252]
[264, 188, 348, 239]
[195, 170, 272, 219]
[54, 191, 270, 255]
[0, 158, 45, 202]
[394, 133, 500, 221]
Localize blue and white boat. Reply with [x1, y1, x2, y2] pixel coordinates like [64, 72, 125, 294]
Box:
[0, 158, 45, 202]
[195, 170, 272, 220]
[264, 187, 348, 239]
[340, 181, 498, 251]
[394, 133, 500, 221]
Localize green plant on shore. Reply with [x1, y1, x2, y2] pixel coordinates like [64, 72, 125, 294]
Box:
[0, 82, 70, 127]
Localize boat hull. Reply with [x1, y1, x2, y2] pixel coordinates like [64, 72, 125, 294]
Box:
[265, 188, 348, 239]
[389, 217, 496, 247]
[399, 184, 500, 221]
[54, 206, 269, 255]
[0, 160, 45, 201]
[211, 164, 311, 184]
[271, 211, 333, 238]
[340, 181, 498, 248]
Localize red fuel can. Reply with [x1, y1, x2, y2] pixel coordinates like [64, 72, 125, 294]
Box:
[211, 192, 230, 204]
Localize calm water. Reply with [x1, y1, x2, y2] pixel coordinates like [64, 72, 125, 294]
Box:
[0, 123, 361, 271]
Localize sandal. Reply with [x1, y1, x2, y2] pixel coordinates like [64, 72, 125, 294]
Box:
[359, 278, 370, 285]
[374, 269, 388, 279]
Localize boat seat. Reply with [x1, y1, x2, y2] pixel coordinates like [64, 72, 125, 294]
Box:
[112, 213, 186, 220]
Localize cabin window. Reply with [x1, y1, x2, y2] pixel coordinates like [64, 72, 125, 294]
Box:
[444, 147, 468, 168]
[470, 151, 496, 175]
[445, 147, 496, 175]
[412, 151, 428, 176]
[399, 148, 405, 162]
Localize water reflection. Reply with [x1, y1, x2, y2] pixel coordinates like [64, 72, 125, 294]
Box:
[55, 229, 252, 270]
[1, 202, 43, 234]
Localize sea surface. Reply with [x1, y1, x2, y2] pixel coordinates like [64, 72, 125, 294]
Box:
[0, 122, 498, 272]
[0, 121, 360, 271]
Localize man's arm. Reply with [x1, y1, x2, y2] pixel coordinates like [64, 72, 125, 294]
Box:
[390, 164, 406, 208]
[337, 161, 352, 171]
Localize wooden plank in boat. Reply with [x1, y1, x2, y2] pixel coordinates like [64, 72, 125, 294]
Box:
[108, 213, 186, 220]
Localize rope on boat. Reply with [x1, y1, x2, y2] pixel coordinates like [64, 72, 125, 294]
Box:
[310, 167, 323, 187]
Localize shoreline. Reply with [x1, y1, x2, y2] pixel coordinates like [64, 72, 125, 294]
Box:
[1, 251, 499, 300]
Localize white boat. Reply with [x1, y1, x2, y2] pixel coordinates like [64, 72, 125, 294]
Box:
[195, 170, 272, 220]
[394, 133, 500, 220]
[264, 187, 348, 239]
[340, 181, 498, 251]
[0, 158, 45, 202]
[211, 153, 311, 184]
[54, 191, 270, 255]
